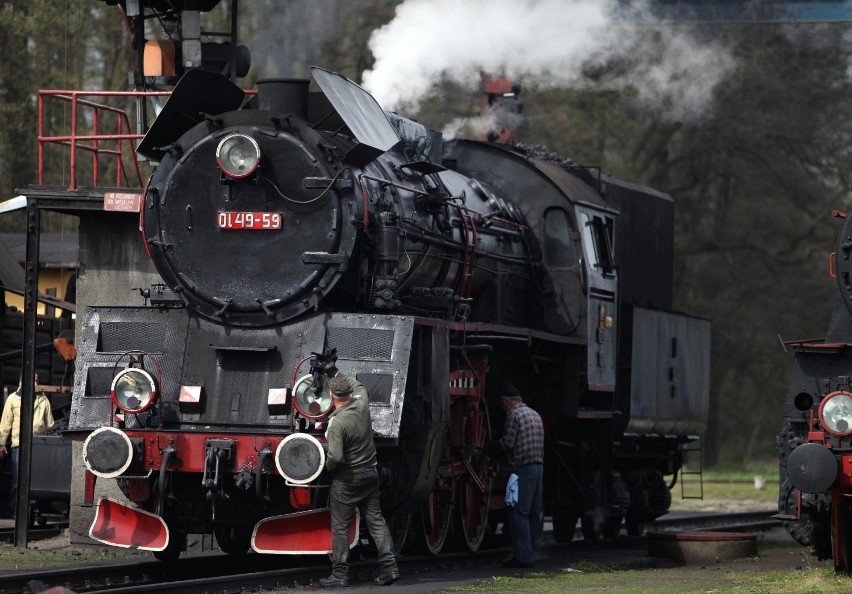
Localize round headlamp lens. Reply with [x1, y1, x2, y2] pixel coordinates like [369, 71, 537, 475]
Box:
[292, 374, 333, 420]
[216, 133, 260, 179]
[819, 391, 852, 436]
[111, 368, 157, 413]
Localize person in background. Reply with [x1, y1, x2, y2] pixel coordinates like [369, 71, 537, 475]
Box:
[498, 385, 544, 568]
[320, 373, 400, 588]
[0, 375, 54, 518]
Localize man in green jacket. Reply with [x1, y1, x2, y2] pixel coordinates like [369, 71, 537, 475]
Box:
[320, 373, 400, 588]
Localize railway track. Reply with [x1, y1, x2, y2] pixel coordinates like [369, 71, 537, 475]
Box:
[0, 510, 780, 594]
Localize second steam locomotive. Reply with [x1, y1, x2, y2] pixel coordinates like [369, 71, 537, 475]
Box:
[57, 0, 710, 560]
[777, 208, 852, 573]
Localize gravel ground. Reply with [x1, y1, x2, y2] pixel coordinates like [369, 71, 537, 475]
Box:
[1, 498, 823, 594]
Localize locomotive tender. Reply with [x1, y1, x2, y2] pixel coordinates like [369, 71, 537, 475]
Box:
[56, 0, 710, 559]
[777, 210, 852, 573]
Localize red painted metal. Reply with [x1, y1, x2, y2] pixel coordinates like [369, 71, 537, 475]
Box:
[89, 497, 169, 551]
[649, 530, 756, 542]
[448, 369, 479, 396]
[83, 470, 97, 505]
[37, 89, 170, 190]
[832, 491, 842, 565]
[251, 508, 358, 554]
[217, 211, 282, 230]
[290, 486, 312, 510]
[140, 175, 153, 258]
[797, 488, 802, 520]
[124, 430, 288, 473]
[128, 477, 152, 503]
[788, 341, 846, 349]
[840, 456, 852, 488]
[458, 362, 491, 549]
[808, 431, 825, 443]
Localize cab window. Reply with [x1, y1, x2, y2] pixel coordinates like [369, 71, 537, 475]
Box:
[580, 212, 615, 275]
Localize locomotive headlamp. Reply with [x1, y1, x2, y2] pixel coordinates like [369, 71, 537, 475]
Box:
[292, 374, 333, 420]
[110, 368, 158, 414]
[819, 390, 852, 436]
[215, 133, 261, 179]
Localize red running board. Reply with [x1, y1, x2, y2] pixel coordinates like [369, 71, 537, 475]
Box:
[89, 498, 169, 551]
[252, 508, 359, 554]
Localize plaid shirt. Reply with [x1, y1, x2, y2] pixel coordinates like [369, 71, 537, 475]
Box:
[500, 403, 544, 470]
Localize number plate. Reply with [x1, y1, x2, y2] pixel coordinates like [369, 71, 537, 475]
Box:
[217, 211, 282, 230]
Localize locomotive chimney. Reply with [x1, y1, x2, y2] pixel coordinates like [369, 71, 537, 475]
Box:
[480, 72, 526, 145]
[257, 78, 310, 120]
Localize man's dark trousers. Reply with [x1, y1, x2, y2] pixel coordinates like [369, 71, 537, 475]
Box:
[510, 462, 543, 565]
[329, 466, 397, 578]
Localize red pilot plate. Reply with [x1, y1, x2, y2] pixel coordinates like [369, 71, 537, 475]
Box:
[218, 211, 282, 230]
[251, 508, 359, 554]
[89, 497, 169, 551]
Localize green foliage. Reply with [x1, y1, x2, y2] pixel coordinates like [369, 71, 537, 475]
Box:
[0, 1, 122, 232]
[0, 1, 38, 217]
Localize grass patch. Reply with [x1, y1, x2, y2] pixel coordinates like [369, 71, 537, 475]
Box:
[0, 540, 141, 571]
[444, 565, 844, 593]
[673, 460, 778, 509]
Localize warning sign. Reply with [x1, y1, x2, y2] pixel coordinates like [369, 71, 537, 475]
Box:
[104, 192, 143, 213]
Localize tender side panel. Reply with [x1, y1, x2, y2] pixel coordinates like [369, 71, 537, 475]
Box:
[626, 307, 711, 435]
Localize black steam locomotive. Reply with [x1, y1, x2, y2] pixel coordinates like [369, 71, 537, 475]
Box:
[777, 210, 852, 573]
[57, 0, 710, 560]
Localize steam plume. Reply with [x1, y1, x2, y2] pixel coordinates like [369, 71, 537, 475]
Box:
[362, 0, 734, 121]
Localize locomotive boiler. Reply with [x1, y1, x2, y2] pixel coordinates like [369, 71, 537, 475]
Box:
[52, 0, 710, 561]
[777, 210, 852, 573]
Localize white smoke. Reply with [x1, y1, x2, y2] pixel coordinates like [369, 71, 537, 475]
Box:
[362, 0, 735, 122]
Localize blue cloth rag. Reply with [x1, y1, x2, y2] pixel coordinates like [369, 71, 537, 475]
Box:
[505, 472, 518, 506]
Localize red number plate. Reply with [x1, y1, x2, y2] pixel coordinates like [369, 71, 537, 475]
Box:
[217, 211, 282, 230]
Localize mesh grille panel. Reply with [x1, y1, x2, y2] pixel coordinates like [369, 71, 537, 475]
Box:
[356, 372, 393, 405]
[99, 322, 166, 354]
[328, 328, 393, 360]
[86, 367, 115, 397]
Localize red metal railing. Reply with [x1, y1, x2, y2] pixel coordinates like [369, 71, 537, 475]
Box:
[37, 90, 171, 191]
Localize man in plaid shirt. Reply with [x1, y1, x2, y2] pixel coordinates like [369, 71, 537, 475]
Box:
[498, 385, 543, 568]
